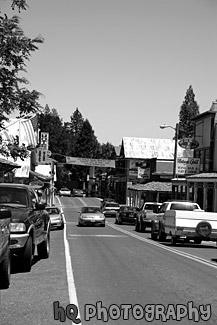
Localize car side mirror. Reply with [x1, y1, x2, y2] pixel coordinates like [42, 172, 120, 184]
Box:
[35, 202, 46, 211]
[0, 208, 11, 219]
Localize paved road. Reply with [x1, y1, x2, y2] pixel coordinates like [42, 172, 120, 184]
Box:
[0, 196, 217, 325]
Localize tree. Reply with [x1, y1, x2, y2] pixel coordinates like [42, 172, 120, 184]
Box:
[0, 2, 43, 160]
[179, 85, 200, 138]
[76, 119, 100, 158]
[100, 142, 116, 159]
[70, 108, 84, 136]
[38, 105, 68, 157]
[10, 0, 28, 12]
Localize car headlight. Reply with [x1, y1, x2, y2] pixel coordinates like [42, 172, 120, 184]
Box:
[10, 222, 26, 232]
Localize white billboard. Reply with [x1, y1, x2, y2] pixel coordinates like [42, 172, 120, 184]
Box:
[66, 156, 115, 168]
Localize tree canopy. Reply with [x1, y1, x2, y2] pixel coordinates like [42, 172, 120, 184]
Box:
[0, 0, 43, 160]
[179, 85, 200, 138]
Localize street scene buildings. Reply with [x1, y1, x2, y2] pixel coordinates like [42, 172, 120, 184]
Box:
[1, 100, 217, 212]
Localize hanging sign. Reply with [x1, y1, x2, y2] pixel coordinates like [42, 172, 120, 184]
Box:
[178, 138, 199, 149]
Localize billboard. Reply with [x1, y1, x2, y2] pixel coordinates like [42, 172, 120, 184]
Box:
[66, 156, 115, 168]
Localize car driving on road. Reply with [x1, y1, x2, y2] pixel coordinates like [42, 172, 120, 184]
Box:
[59, 187, 71, 197]
[102, 201, 120, 218]
[78, 206, 105, 227]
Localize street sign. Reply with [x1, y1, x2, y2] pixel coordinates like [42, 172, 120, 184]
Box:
[40, 132, 49, 149]
[36, 147, 48, 164]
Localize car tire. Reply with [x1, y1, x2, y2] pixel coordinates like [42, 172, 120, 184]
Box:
[101, 224, 105, 227]
[171, 236, 177, 246]
[59, 223, 64, 230]
[135, 220, 139, 232]
[0, 247, 11, 289]
[37, 233, 50, 259]
[139, 221, 144, 233]
[20, 237, 33, 272]
[151, 230, 158, 241]
[158, 227, 166, 241]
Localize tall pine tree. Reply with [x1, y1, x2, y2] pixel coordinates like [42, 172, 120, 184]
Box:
[179, 85, 200, 138]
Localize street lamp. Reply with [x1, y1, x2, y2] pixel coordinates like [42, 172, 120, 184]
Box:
[160, 123, 179, 178]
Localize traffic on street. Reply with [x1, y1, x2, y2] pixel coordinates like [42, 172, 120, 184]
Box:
[1, 196, 217, 325]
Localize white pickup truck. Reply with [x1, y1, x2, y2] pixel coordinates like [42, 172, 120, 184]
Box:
[151, 200, 201, 242]
[164, 209, 217, 245]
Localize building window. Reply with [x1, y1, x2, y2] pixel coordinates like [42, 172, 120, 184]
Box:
[199, 150, 204, 172]
[205, 149, 210, 172]
[195, 149, 210, 172]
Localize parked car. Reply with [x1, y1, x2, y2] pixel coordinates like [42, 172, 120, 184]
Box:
[72, 189, 85, 197]
[0, 208, 11, 289]
[59, 187, 71, 197]
[135, 202, 162, 232]
[151, 200, 201, 241]
[78, 206, 105, 227]
[101, 201, 120, 217]
[0, 183, 51, 272]
[115, 205, 140, 225]
[45, 206, 64, 230]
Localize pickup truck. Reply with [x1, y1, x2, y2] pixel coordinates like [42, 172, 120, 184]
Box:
[0, 183, 51, 272]
[0, 208, 11, 289]
[135, 202, 162, 232]
[164, 209, 217, 245]
[150, 200, 201, 241]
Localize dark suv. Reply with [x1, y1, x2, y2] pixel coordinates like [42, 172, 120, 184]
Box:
[0, 183, 51, 272]
[0, 208, 11, 289]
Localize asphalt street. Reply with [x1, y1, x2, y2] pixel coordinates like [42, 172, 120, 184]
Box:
[0, 196, 217, 325]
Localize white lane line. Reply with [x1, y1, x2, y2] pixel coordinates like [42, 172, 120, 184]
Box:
[56, 197, 82, 325]
[77, 198, 87, 206]
[68, 234, 127, 237]
[108, 223, 217, 270]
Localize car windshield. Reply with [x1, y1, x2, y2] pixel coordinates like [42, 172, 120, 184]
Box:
[121, 206, 137, 212]
[170, 203, 199, 211]
[0, 187, 28, 206]
[105, 203, 119, 207]
[61, 188, 70, 191]
[144, 204, 160, 211]
[82, 207, 100, 213]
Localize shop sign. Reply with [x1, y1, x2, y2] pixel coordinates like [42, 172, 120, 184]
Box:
[176, 158, 200, 175]
[178, 138, 199, 149]
[138, 167, 150, 179]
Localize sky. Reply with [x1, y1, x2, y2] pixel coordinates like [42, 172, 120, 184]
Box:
[1, 0, 217, 146]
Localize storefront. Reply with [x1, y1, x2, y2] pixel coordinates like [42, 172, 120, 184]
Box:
[186, 173, 217, 212]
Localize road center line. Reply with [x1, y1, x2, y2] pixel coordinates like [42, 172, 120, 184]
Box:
[108, 223, 217, 270]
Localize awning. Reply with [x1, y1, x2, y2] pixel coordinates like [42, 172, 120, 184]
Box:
[29, 170, 52, 182]
[0, 158, 21, 174]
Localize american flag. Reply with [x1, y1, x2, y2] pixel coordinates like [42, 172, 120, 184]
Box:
[30, 114, 38, 132]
